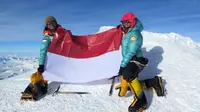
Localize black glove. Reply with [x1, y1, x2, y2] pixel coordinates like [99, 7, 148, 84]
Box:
[118, 67, 125, 75]
[116, 24, 121, 29]
[37, 65, 45, 73]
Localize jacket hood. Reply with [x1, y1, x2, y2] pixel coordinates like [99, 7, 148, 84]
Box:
[120, 12, 136, 28]
[132, 18, 143, 32]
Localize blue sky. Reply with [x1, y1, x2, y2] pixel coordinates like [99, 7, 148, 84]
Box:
[0, 0, 200, 54]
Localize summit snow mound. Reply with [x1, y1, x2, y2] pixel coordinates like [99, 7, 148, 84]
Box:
[0, 26, 200, 112]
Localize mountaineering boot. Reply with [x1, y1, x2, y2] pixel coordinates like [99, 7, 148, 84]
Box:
[20, 72, 48, 102]
[20, 81, 48, 101]
[20, 83, 36, 101]
[128, 78, 148, 112]
[144, 76, 165, 97]
[30, 71, 48, 95]
[42, 80, 48, 94]
[33, 80, 48, 99]
[115, 76, 129, 97]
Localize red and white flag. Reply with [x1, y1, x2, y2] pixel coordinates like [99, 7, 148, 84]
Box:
[42, 28, 123, 83]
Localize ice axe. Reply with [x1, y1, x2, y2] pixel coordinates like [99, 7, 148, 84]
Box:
[108, 75, 119, 96]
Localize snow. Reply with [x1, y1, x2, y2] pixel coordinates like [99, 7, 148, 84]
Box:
[0, 27, 200, 112]
[0, 56, 38, 80]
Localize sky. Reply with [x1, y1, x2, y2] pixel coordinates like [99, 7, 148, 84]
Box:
[0, 0, 200, 54]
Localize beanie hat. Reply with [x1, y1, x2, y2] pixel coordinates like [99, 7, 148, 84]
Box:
[45, 16, 57, 26]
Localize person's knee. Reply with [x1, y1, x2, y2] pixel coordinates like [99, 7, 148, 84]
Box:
[122, 70, 138, 82]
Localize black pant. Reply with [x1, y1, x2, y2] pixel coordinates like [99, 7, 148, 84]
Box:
[122, 56, 148, 81]
[122, 61, 140, 81]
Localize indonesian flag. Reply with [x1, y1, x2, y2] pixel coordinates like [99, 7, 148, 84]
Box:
[42, 27, 123, 83]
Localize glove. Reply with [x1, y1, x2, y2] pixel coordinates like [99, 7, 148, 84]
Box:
[37, 65, 45, 73]
[115, 76, 129, 97]
[116, 24, 121, 29]
[118, 67, 125, 75]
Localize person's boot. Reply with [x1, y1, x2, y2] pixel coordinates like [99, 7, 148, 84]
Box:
[42, 80, 48, 94]
[20, 83, 36, 101]
[31, 80, 48, 100]
[31, 72, 48, 95]
[20, 81, 48, 101]
[20, 72, 48, 102]
[115, 76, 129, 97]
[144, 76, 165, 97]
[128, 78, 148, 112]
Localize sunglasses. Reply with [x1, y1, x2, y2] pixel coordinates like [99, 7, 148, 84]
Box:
[121, 20, 130, 24]
[47, 21, 56, 26]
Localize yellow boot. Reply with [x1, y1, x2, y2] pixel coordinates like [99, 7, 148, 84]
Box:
[30, 72, 48, 90]
[115, 76, 129, 97]
[21, 72, 48, 101]
[139, 80, 147, 90]
[139, 76, 165, 97]
[115, 76, 147, 97]
[30, 72, 43, 84]
[128, 78, 147, 112]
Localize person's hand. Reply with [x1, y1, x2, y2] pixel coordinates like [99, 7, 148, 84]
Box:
[118, 67, 125, 75]
[116, 24, 121, 29]
[37, 65, 45, 73]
